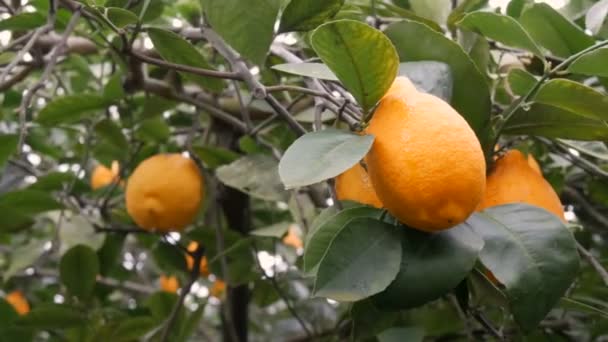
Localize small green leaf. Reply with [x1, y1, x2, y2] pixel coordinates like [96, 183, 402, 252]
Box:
[0, 134, 18, 168]
[202, 0, 280, 65]
[36, 94, 110, 126]
[409, 0, 451, 24]
[95, 118, 128, 152]
[351, 299, 400, 340]
[279, 129, 374, 189]
[506, 0, 532, 18]
[314, 217, 402, 301]
[102, 73, 125, 101]
[60, 245, 100, 300]
[279, 0, 344, 33]
[0, 12, 45, 31]
[152, 242, 187, 274]
[476, 204, 579, 331]
[192, 146, 240, 169]
[0, 189, 63, 215]
[145, 292, 179, 321]
[373, 222, 483, 310]
[147, 28, 224, 92]
[216, 154, 287, 201]
[105, 0, 164, 22]
[271, 63, 339, 81]
[458, 11, 543, 58]
[3, 240, 45, 280]
[507, 68, 537, 97]
[311, 19, 398, 112]
[304, 206, 381, 273]
[17, 304, 85, 329]
[136, 117, 170, 142]
[106, 7, 139, 28]
[377, 327, 425, 342]
[567, 48, 608, 77]
[520, 3, 595, 58]
[534, 79, 608, 121]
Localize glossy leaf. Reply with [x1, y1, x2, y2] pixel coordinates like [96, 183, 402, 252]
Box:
[507, 68, 537, 96]
[520, 3, 595, 58]
[36, 94, 110, 126]
[458, 11, 543, 57]
[202, 0, 280, 65]
[475, 204, 579, 331]
[373, 221, 483, 310]
[278, 129, 374, 189]
[311, 19, 399, 112]
[0, 134, 18, 168]
[385, 20, 491, 148]
[217, 154, 287, 201]
[534, 79, 608, 121]
[279, 0, 344, 33]
[60, 245, 100, 300]
[147, 28, 223, 92]
[314, 218, 402, 301]
[567, 48, 608, 77]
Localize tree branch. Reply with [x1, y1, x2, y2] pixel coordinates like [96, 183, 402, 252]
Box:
[576, 241, 608, 286]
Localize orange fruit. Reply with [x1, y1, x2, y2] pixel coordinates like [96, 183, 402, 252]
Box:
[186, 242, 210, 276]
[477, 150, 565, 221]
[365, 76, 486, 231]
[5, 290, 29, 315]
[91, 161, 120, 190]
[527, 154, 542, 175]
[210, 280, 226, 298]
[282, 225, 303, 249]
[160, 275, 179, 293]
[125, 154, 204, 232]
[335, 162, 382, 208]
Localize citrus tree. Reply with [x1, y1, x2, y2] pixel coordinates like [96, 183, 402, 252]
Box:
[1, 0, 608, 340]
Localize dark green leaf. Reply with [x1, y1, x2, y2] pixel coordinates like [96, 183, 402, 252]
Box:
[36, 94, 110, 126]
[377, 327, 425, 342]
[475, 204, 580, 331]
[458, 11, 543, 57]
[0, 189, 63, 215]
[567, 48, 608, 77]
[271, 62, 338, 81]
[304, 206, 381, 273]
[311, 19, 399, 112]
[503, 104, 608, 140]
[145, 292, 179, 321]
[351, 299, 399, 340]
[0, 134, 18, 168]
[314, 217, 402, 301]
[112, 316, 157, 341]
[279, 0, 344, 33]
[106, 7, 139, 28]
[373, 222, 483, 310]
[507, 68, 537, 96]
[279, 129, 374, 189]
[105, 0, 164, 22]
[202, 0, 280, 65]
[385, 20, 491, 148]
[60, 245, 100, 300]
[216, 154, 287, 201]
[534, 79, 608, 121]
[398, 61, 452, 101]
[192, 146, 240, 169]
[147, 28, 223, 92]
[0, 299, 19, 328]
[94, 119, 128, 152]
[0, 12, 45, 31]
[136, 117, 170, 142]
[28, 172, 87, 194]
[17, 305, 85, 329]
[152, 242, 187, 274]
[520, 3, 595, 58]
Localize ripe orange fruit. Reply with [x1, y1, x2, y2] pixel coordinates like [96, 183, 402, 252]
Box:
[186, 242, 210, 276]
[5, 290, 29, 315]
[125, 154, 204, 232]
[160, 275, 179, 293]
[335, 162, 382, 208]
[210, 279, 226, 298]
[477, 150, 564, 221]
[365, 76, 486, 231]
[282, 225, 303, 249]
[91, 161, 120, 190]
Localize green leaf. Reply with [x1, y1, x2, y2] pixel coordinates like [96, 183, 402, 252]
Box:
[0, 189, 63, 215]
[304, 206, 381, 273]
[398, 61, 452, 102]
[112, 316, 157, 341]
[152, 242, 187, 274]
[377, 327, 425, 342]
[0, 12, 45, 31]
[507, 68, 537, 96]
[36, 94, 110, 126]
[279, 129, 374, 189]
[177, 306, 205, 341]
[60, 245, 100, 300]
[105, 0, 164, 22]
[506, 0, 532, 18]
[351, 299, 400, 340]
[28, 172, 87, 194]
[409, 0, 451, 24]
[476, 204, 580, 331]
[94, 118, 128, 152]
[3, 240, 45, 280]
[192, 146, 240, 169]
[311, 19, 398, 113]
[314, 217, 402, 301]
[279, 0, 344, 33]
[202, 0, 280, 65]
[145, 292, 179, 321]
[272, 62, 339, 81]
[0, 134, 18, 168]
[250, 222, 290, 238]
[136, 117, 170, 142]
[373, 222, 483, 310]
[147, 28, 224, 92]
[567, 48, 608, 77]
[385, 20, 491, 148]
[106, 7, 139, 28]
[534, 79, 608, 121]
[520, 3, 595, 58]
[447, 0, 488, 28]
[585, 0, 608, 35]
[0, 299, 19, 328]
[216, 154, 287, 201]
[503, 104, 608, 141]
[102, 73, 125, 101]
[58, 214, 106, 253]
[458, 11, 543, 58]
[17, 305, 85, 329]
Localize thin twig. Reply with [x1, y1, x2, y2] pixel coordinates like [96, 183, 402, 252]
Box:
[232, 79, 253, 130]
[0, 26, 50, 83]
[28, 268, 156, 294]
[576, 241, 608, 286]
